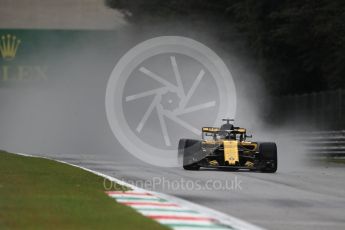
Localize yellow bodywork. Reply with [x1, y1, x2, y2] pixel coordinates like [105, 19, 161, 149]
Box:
[223, 140, 239, 165]
[241, 142, 258, 150]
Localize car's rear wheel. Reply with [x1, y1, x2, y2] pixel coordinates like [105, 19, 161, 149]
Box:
[179, 139, 201, 170]
[259, 142, 277, 173]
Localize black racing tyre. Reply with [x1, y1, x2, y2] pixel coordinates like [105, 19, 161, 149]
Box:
[259, 142, 278, 173]
[178, 139, 187, 166]
[178, 139, 201, 170]
[183, 163, 200, 170]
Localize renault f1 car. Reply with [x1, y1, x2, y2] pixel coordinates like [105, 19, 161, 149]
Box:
[179, 119, 277, 173]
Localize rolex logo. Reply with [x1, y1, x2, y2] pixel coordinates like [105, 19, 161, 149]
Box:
[0, 34, 21, 61]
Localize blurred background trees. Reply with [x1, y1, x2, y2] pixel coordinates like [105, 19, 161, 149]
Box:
[106, 0, 345, 96]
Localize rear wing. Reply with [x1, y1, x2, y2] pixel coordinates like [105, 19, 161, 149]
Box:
[202, 127, 220, 133]
[234, 128, 252, 139]
[202, 126, 251, 140]
[234, 128, 246, 134]
[202, 127, 247, 134]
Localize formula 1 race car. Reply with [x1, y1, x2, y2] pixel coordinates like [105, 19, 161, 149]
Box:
[179, 119, 277, 173]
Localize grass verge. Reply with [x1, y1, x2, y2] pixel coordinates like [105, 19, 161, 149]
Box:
[325, 158, 345, 164]
[0, 151, 168, 230]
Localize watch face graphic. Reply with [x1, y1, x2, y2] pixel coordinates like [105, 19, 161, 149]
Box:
[106, 36, 236, 167]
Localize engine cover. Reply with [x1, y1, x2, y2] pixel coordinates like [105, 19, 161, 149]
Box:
[224, 140, 239, 165]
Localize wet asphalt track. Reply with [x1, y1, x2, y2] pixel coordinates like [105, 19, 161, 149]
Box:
[36, 150, 345, 230]
[1, 88, 344, 230]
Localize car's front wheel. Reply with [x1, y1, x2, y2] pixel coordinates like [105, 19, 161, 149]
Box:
[179, 139, 201, 170]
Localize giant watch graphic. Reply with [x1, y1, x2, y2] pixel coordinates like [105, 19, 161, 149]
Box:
[106, 36, 236, 167]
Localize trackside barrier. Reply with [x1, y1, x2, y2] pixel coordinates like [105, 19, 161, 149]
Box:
[297, 130, 345, 157]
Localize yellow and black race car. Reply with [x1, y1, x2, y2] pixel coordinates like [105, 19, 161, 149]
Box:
[178, 119, 277, 173]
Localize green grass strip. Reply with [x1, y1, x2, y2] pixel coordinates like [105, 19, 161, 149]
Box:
[0, 151, 168, 230]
